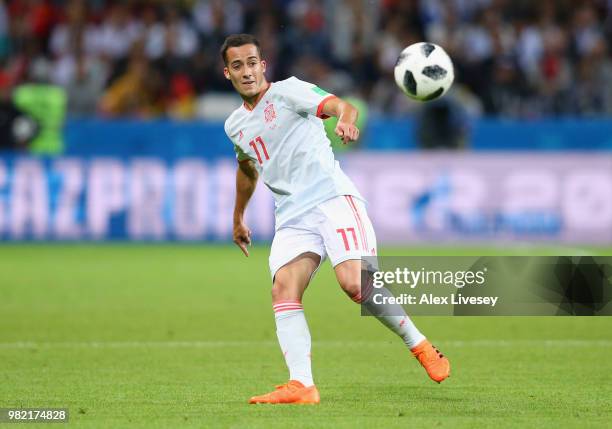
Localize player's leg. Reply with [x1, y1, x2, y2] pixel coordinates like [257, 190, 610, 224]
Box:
[319, 195, 450, 383]
[271, 252, 319, 388]
[249, 226, 324, 404]
[334, 259, 426, 348]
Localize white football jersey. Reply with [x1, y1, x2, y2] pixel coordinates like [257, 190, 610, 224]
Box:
[224, 76, 363, 229]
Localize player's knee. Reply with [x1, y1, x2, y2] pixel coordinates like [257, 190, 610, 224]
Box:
[270, 280, 284, 301]
[271, 276, 300, 302]
[339, 279, 361, 303]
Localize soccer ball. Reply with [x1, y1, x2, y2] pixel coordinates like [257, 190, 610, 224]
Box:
[394, 42, 454, 102]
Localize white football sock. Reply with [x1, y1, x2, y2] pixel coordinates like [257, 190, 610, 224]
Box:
[352, 286, 426, 349]
[273, 301, 314, 387]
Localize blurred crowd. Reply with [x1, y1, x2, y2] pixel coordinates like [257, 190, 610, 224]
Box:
[2, 0, 612, 121]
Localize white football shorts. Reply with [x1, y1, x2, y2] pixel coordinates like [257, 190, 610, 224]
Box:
[269, 195, 377, 280]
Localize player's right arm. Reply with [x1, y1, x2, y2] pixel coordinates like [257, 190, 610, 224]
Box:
[233, 159, 258, 257]
[279, 76, 359, 144]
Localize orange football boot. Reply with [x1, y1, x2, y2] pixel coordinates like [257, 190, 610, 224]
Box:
[249, 380, 320, 404]
[411, 339, 450, 383]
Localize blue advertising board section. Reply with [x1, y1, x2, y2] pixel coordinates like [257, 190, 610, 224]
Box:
[0, 153, 611, 244]
[63, 119, 231, 159]
[0, 119, 611, 243]
[61, 118, 612, 156]
[470, 119, 612, 151]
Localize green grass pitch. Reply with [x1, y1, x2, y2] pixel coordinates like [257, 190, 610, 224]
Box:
[1, 244, 611, 428]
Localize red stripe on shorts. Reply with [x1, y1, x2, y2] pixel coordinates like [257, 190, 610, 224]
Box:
[345, 195, 368, 251]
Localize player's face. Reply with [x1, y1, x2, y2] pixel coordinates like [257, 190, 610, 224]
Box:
[224, 45, 267, 98]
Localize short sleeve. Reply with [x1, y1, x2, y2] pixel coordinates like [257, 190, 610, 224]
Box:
[281, 77, 336, 119]
[234, 144, 250, 162]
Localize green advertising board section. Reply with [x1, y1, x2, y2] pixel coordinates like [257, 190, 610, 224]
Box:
[13, 84, 66, 156]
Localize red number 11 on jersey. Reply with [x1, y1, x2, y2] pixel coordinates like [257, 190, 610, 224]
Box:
[249, 136, 269, 165]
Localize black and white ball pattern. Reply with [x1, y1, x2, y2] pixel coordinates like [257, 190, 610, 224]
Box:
[394, 42, 454, 102]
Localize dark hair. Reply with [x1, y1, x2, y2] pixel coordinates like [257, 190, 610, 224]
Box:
[220, 34, 262, 65]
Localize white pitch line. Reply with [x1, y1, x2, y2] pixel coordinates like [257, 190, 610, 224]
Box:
[0, 339, 610, 349]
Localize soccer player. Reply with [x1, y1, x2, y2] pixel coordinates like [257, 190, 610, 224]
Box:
[222, 34, 450, 404]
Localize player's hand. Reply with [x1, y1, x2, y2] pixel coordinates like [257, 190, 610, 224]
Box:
[233, 221, 252, 257]
[335, 121, 360, 145]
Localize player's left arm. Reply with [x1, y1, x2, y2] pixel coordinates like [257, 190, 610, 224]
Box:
[320, 97, 360, 144]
